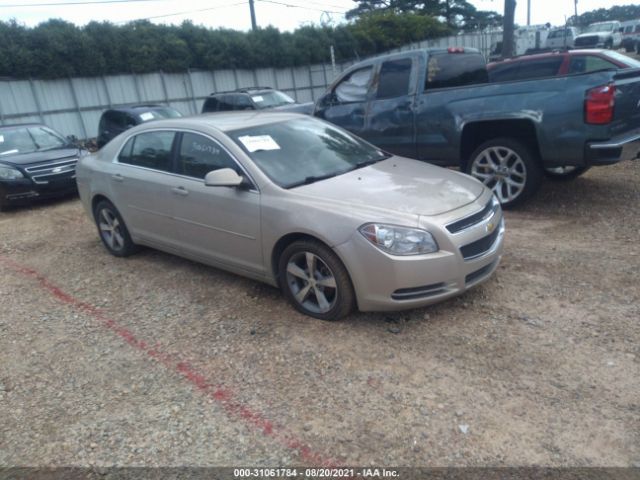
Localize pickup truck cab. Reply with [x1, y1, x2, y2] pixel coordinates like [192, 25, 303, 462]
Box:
[315, 47, 640, 207]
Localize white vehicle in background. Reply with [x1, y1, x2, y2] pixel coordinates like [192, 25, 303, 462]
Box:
[544, 27, 579, 49]
[574, 21, 623, 49]
[621, 19, 640, 52]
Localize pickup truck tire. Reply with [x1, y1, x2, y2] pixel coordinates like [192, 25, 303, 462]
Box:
[467, 138, 542, 208]
[544, 166, 590, 181]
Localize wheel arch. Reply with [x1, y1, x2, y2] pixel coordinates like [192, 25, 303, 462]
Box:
[460, 119, 541, 170]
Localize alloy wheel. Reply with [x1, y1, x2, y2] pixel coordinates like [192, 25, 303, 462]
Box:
[285, 251, 338, 314]
[471, 146, 527, 204]
[98, 207, 125, 252]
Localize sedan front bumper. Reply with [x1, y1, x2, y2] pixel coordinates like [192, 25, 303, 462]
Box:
[334, 198, 505, 312]
[0, 178, 78, 208]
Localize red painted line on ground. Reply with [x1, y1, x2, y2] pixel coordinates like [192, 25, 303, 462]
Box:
[0, 254, 336, 466]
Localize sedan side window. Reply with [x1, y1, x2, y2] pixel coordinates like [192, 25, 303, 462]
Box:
[118, 131, 175, 172]
[569, 56, 617, 74]
[177, 133, 239, 179]
[335, 67, 373, 103]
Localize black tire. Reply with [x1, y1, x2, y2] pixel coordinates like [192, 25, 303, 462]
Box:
[278, 239, 355, 321]
[543, 165, 591, 181]
[93, 200, 139, 257]
[466, 137, 543, 209]
[605, 38, 613, 50]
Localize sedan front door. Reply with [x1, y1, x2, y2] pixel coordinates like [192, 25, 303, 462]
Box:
[169, 132, 263, 275]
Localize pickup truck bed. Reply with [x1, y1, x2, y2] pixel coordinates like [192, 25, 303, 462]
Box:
[314, 48, 640, 207]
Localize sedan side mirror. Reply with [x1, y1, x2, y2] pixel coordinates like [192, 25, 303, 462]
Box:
[204, 168, 244, 187]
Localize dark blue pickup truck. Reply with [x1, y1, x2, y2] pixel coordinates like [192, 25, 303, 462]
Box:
[314, 47, 640, 207]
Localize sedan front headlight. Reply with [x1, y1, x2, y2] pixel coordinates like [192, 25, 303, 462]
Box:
[0, 165, 24, 181]
[359, 223, 439, 255]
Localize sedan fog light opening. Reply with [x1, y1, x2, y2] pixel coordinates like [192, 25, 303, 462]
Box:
[359, 223, 438, 255]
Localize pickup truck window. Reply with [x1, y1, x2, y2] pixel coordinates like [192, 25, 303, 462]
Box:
[425, 53, 488, 90]
[335, 67, 373, 103]
[569, 56, 617, 74]
[376, 58, 412, 99]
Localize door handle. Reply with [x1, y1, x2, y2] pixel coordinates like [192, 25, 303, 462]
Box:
[171, 186, 189, 196]
[111, 174, 124, 182]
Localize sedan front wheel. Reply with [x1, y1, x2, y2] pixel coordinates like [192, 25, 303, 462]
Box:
[279, 239, 355, 320]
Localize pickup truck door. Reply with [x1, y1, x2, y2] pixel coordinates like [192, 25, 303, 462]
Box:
[315, 66, 374, 138]
[364, 56, 417, 158]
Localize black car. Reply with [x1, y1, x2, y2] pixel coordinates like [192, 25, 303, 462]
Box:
[97, 104, 182, 148]
[201, 87, 314, 115]
[0, 123, 88, 210]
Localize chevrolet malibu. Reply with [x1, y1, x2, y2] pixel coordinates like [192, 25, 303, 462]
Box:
[76, 113, 504, 320]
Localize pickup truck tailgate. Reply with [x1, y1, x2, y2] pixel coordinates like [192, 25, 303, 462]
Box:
[611, 68, 640, 135]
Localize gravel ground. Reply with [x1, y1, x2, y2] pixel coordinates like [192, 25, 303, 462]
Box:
[0, 158, 639, 468]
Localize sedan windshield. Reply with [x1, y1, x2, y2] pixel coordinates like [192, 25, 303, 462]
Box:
[605, 51, 640, 68]
[229, 118, 390, 188]
[250, 91, 296, 109]
[0, 126, 67, 156]
[585, 23, 616, 33]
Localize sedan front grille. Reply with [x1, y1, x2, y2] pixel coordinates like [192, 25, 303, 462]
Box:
[459, 224, 501, 261]
[446, 197, 499, 234]
[465, 260, 498, 285]
[24, 158, 78, 184]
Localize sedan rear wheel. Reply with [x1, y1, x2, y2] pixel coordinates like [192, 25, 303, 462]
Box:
[279, 240, 355, 320]
[468, 138, 542, 208]
[94, 200, 138, 257]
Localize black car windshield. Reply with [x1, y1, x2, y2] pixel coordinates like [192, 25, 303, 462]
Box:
[0, 125, 67, 156]
[250, 91, 296, 109]
[229, 118, 390, 188]
[137, 107, 182, 122]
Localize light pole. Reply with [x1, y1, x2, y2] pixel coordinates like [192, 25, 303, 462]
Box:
[249, 0, 257, 30]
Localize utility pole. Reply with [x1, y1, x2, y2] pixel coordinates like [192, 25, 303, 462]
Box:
[249, 0, 257, 30]
[574, 0, 578, 19]
[502, 0, 516, 58]
[526, 0, 530, 25]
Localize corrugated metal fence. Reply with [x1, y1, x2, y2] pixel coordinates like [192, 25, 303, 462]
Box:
[0, 31, 502, 140]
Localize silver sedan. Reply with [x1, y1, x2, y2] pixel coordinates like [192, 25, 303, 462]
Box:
[76, 113, 504, 320]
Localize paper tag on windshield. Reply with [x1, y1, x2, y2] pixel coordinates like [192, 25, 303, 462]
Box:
[238, 135, 280, 152]
[139, 112, 155, 121]
[0, 135, 4, 143]
[251, 95, 264, 103]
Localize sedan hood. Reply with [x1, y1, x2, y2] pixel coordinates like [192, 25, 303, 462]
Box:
[0, 147, 79, 166]
[295, 157, 484, 216]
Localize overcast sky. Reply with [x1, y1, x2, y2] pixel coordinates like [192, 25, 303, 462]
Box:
[0, 0, 636, 31]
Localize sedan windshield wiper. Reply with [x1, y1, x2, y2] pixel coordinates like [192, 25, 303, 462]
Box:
[286, 173, 339, 188]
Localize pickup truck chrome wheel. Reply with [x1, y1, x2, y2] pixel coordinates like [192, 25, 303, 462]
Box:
[279, 239, 355, 320]
[467, 138, 542, 208]
[93, 200, 139, 257]
[470, 146, 526, 204]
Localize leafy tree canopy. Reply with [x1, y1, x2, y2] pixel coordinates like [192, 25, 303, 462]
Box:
[568, 4, 640, 27]
[345, 0, 502, 30]
[0, 12, 451, 79]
